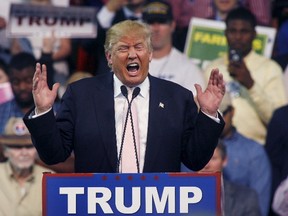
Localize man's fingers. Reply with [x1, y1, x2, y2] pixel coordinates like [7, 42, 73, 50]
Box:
[34, 63, 48, 83]
[209, 68, 225, 95]
[34, 63, 41, 79]
[194, 84, 202, 96]
[52, 83, 60, 95]
[216, 72, 225, 95]
[217, 72, 224, 85]
[33, 63, 50, 92]
[209, 68, 220, 85]
[41, 64, 47, 82]
[33, 63, 41, 91]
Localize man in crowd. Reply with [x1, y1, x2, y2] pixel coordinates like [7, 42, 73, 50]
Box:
[219, 93, 271, 216]
[265, 104, 288, 215]
[204, 7, 287, 144]
[0, 117, 53, 216]
[0, 52, 73, 172]
[142, 0, 205, 97]
[199, 142, 261, 216]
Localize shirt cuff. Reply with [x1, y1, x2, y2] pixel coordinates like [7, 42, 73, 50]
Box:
[201, 110, 220, 123]
[30, 108, 52, 119]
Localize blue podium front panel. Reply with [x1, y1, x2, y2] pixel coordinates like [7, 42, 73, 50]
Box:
[43, 172, 221, 216]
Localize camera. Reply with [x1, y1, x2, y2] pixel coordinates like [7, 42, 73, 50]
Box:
[229, 49, 242, 62]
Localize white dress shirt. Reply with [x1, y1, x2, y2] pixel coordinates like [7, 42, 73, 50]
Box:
[114, 74, 149, 172]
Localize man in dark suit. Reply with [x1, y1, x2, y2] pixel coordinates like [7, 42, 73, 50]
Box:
[265, 105, 288, 216]
[23, 20, 225, 173]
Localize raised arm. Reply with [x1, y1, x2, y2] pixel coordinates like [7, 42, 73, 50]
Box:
[32, 63, 59, 114]
[195, 68, 225, 117]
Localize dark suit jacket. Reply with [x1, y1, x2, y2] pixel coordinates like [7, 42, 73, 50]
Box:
[265, 105, 288, 195]
[24, 73, 224, 173]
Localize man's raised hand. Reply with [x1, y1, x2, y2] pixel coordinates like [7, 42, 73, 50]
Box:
[32, 63, 59, 114]
[195, 68, 225, 117]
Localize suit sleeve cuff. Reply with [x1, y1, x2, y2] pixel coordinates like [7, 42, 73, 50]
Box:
[200, 110, 220, 123]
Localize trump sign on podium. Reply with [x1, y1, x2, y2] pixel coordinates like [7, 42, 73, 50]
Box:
[42, 172, 221, 215]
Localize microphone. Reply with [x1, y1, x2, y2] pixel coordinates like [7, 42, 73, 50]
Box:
[132, 87, 140, 100]
[120, 85, 140, 101]
[117, 86, 141, 173]
[120, 85, 128, 99]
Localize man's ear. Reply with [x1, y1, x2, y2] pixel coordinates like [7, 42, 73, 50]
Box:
[105, 52, 112, 65]
[231, 107, 235, 117]
[149, 51, 153, 62]
[171, 20, 176, 33]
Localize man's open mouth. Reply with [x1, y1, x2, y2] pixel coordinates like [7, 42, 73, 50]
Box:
[127, 63, 140, 72]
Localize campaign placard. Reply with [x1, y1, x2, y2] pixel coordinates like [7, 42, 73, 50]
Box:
[8, 3, 97, 38]
[184, 18, 276, 69]
[43, 172, 222, 215]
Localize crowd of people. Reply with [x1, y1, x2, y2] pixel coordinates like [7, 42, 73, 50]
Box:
[0, 0, 287, 215]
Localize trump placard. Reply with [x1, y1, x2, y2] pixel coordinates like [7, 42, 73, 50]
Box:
[43, 172, 222, 215]
[8, 3, 97, 38]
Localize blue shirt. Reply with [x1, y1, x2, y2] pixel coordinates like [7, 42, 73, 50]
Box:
[222, 127, 272, 216]
[0, 99, 61, 134]
[0, 99, 24, 134]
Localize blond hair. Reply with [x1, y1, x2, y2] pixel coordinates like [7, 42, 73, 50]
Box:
[104, 20, 153, 54]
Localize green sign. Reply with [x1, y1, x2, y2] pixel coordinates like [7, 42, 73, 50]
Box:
[184, 18, 276, 69]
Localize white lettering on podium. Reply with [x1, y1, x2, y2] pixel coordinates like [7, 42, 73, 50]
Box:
[180, 187, 203, 213]
[146, 187, 175, 213]
[88, 187, 113, 214]
[59, 187, 84, 214]
[115, 187, 141, 213]
[59, 186, 202, 214]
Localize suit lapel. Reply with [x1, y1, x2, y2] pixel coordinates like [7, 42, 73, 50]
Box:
[143, 76, 170, 171]
[92, 73, 118, 171]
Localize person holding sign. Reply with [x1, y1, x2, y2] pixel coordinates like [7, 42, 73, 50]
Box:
[204, 7, 287, 145]
[23, 20, 225, 174]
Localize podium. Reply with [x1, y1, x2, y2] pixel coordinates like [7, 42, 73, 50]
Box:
[42, 172, 222, 215]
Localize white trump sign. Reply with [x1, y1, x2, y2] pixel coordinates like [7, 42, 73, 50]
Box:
[8, 3, 97, 38]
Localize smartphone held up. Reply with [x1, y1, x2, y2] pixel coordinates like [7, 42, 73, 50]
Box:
[229, 49, 242, 62]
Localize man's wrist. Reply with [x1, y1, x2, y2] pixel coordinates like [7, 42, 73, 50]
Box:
[33, 107, 52, 118]
[201, 110, 220, 123]
[200, 108, 217, 118]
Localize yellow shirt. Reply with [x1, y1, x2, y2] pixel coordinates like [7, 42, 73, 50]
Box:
[0, 162, 53, 216]
[204, 51, 288, 144]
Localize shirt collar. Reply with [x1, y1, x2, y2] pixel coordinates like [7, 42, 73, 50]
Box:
[113, 74, 150, 99]
[5, 162, 35, 183]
